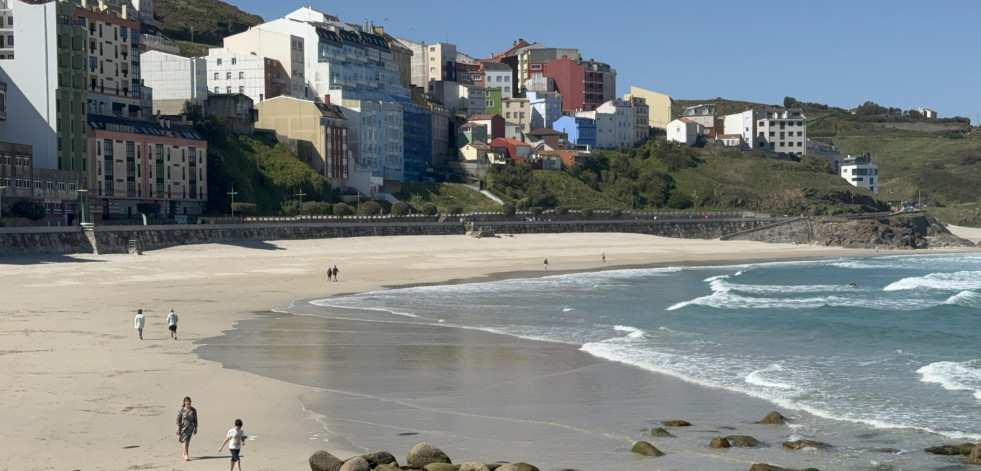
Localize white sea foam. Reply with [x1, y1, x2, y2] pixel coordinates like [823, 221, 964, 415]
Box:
[562, 307, 574, 312]
[944, 290, 981, 308]
[917, 360, 981, 401]
[745, 364, 795, 390]
[884, 270, 981, 292]
[612, 325, 644, 339]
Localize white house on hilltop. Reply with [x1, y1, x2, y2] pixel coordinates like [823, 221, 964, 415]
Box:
[840, 153, 878, 195]
[667, 118, 699, 147]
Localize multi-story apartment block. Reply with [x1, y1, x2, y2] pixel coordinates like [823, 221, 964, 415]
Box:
[624, 94, 650, 144]
[254, 96, 349, 183]
[628, 86, 672, 130]
[579, 98, 635, 149]
[87, 114, 207, 219]
[456, 62, 483, 88]
[0, 1, 12, 60]
[0, 0, 88, 183]
[723, 106, 807, 155]
[501, 98, 530, 137]
[140, 50, 207, 115]
[479, 60, 513, 99]
[371, 25, 412, 90]
[220, 27, 306, 99]
[840, 153, 878, 195]
[396, 38, 456, 90]
[528, 91, 563, 130]
[205, 49, 289, 105]
[0, 140, 81, 224]
[412, 90, 452, 177]
[75, 2, 146, 120]
[519, 46, 576, 92]
[542, 57, 616, 112]
[429, 81, 485, 117]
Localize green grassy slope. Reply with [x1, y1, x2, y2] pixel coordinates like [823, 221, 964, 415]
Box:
[153, 0, 263, 46]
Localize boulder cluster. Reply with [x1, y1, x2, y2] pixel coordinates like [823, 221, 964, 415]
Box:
[309, 443, 543, 471]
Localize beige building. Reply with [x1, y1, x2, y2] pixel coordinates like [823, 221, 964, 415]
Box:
[76, 3, 146, 119]
[628, 86, 672, 130]
[254, 96, 350, 183]
[86, 115, 207, 220]
[501, 98, 530, 137]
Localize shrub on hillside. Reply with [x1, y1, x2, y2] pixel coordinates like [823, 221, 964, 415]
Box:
[11, 200, 45, 220]
[232, 202, 256, 214]
[421, 203, 438, 216]
[332, 203, 353, 216]
[391, 201, 410, 216]
[555, 206, 569, 216]
[447, 204, 463, 215]
[303, 201, 331, 216]
[581, 207, 593, 218]
[501, 202, 516, 217]
[358, 200, 382, 216]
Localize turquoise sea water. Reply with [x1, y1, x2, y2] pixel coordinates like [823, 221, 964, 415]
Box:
[309, 252, 981, 443]
[199, 251, 981, 469]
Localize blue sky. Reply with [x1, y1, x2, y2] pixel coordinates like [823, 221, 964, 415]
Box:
[225, 0, 981, 122]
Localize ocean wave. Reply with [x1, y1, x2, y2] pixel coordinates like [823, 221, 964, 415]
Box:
[745, 364, 795, 390]
[944, 291, 981, 308]
[917, 360, 981, 401]
[884, 270, 981, 292]
[612, 325, 644, 339]
[666, 289, 936, 311]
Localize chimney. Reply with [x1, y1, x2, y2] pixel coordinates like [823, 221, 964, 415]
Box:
[324, 95, 330, 106]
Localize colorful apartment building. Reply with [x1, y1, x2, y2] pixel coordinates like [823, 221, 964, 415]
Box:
[86, 114, 207, 219]
[75, 3, 146, 119]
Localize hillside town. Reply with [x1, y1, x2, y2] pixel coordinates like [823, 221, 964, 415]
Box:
[0, 0, 880, 224]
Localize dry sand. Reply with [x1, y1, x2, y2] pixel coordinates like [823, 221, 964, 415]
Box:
[0, 233, 958, 470]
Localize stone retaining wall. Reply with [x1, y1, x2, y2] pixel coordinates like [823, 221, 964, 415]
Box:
[0, 218, 779, 257]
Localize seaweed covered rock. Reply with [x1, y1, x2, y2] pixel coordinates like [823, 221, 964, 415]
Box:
[650, 427, 673, 437]
[310, 450, 344, 471]
[783, 440, 831, 451]
[710, 436, 731, 448]
[661, 419, 691, 427]
[407, 442, 452, 468]
[631, 441, 663, 456]
[924, 443, 975, 455]
[458, 463, 491, 471]
[726, 435, 762, 447]
[748, 464, 797, 471]
[755, 411, 787, 425]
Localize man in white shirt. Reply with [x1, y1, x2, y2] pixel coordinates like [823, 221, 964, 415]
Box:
[167, 309, 179, 340]
[134, 309, 145, 340]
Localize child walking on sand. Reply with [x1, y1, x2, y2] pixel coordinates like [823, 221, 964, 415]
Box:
[218, 419, 246, 471]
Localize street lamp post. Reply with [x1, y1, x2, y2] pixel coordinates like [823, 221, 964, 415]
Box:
[77, 189, 89, 225]
[295, 190, 306, 221]
[227, 187, 238, 220]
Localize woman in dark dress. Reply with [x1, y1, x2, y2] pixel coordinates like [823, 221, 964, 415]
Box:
[176, 396, 198, 461]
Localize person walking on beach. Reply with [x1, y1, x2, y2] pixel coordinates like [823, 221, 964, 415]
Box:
[327, 266, 333, 282]
[166, 309, 179, 340]
[332, 265, 339, 282]
[544, 258, 548, 271]
[176, 396, 198, 461]
[218, 418, 247, 471]
[601, 252, 606, 264]
[134, 309, 145, 340]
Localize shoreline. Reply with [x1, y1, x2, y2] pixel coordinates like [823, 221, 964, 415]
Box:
[0, 233, 976, 470]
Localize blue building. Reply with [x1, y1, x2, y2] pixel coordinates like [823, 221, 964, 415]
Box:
[552, 116, 596, 150]
[528, 92, 563, 130]
[400, 98, 433, 182]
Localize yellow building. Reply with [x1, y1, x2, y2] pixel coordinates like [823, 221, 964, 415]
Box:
[254, 96, 350, 182]
[628, 86, 672, 130]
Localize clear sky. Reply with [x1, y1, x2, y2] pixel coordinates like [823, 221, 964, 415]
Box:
[224, 0, 981, 122]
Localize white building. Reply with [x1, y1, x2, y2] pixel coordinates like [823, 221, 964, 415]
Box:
[396, 38, 457, 90]
[723, 106, 806, 155]
[528, 91, 562, 130]
[140, 50, 207, 115]
[501, 98, 530, 137]
[918, 107, 937, 119]
[480, 61, 513, 99]
[840, 153, 878, 195]
[219, 26, 306, 99]
[667, 118, 699, 146]
[578, 98, 636, 149]
[205, 49, 289, 105]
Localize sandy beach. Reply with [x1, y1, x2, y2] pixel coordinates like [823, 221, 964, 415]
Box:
[0, 232, 972, 470]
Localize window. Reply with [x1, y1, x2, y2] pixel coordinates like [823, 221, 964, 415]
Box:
[226, 87, 231, 94]
[6, 36, 11, 47]
[225, 72, 231, 79]
[238, 86, 244, 94]
[473, 74, 481, 80]
[530, 64, 542, 70]
[216, 58, 222, 65]
[214, 87, 219, 93]
[213, 72, 218, 79]
[231, 57, 236, 65]
[461, 74, 469, 81]
[238, 71, 244, 79]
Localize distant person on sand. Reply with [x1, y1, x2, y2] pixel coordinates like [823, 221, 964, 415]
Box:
[332, 265, 339, 281]
[167, 309, 178, 340]
[327, 266, 333, 282]
[218, 418, 247, 471]
[176, 396, 198, 461]
[544, 258, 549, 271]
[602, 253, 606, 264]
[134, 309, 145, 340]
